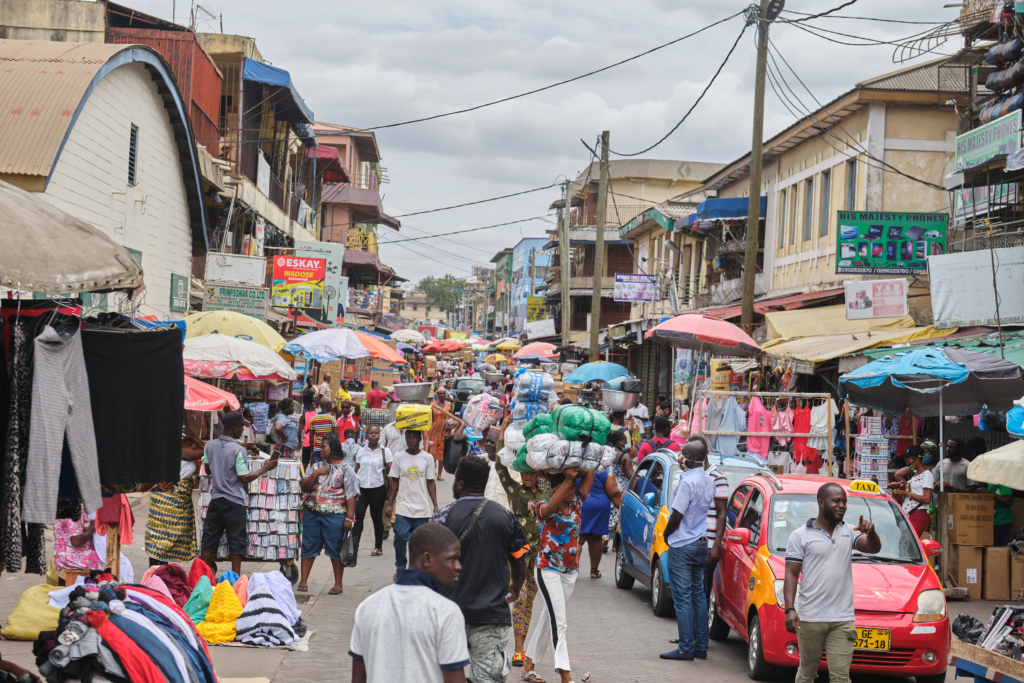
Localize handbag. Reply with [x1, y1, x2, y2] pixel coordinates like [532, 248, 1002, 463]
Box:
[339, 530, 357, 567]
[443, 435, 469, 475]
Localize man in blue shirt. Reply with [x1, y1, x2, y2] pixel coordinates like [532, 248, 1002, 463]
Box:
[661, 441, 715, 661]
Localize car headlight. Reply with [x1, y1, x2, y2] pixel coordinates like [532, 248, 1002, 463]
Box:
[914, 589, 946, 623]
[774, 580, 785, 608]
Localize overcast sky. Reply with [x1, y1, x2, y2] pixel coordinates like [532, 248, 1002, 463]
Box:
[134, 0, 959, 284]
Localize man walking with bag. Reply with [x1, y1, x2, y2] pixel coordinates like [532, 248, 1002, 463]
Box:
[433, 455, 529, 683]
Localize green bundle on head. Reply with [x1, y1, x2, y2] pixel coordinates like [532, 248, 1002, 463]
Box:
[512, 445, 535, 473]
[523, 413, 554, 440]
[550, 405, 611, 445]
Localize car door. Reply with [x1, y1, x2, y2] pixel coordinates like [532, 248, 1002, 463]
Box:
[621, 460, 655, 575]
[722, 486, 765, 632]
[635, 461, 666, 569]
[717, 483, 752, 623]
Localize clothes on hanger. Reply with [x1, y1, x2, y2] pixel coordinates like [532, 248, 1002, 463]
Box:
[716, 397, 747, 457]
[793, 404, 819, 472]
[895, 411, 914, 457]
[771, 402, 794, 447]
[746, 397, 772, 459]
[767, 448, 792, 474]
[705, 396, 726, 451]
[807, 400, 839, 452]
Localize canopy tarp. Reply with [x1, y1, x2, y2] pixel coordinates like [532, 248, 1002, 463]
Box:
[764, 304, 915, 341]
[967, 439, 1024, 490]
[305, 145, 348, 184]
[763, 326, 957, 365]
[681, 196, 766, 226]
[863, 329, 1024, 365]
[242, 58, 314, 124]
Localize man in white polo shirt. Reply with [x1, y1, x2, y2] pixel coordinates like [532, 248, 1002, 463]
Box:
[783, 482, 881, 683]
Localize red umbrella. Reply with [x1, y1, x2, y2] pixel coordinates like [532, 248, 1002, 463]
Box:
[441, 340, 464, 352]
[423, 341, 446, 353]
[644, 313, 761, 357]
[184, 376, 240, 411]
[513, 342, 558, 359]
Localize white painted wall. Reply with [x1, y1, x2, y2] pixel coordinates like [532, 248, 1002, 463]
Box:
[43, 61, 193, 318]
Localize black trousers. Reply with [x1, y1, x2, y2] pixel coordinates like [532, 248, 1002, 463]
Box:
[353, 485, 387, 551]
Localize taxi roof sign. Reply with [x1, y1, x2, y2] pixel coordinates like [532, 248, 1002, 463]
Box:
[848, 479, 882, 494]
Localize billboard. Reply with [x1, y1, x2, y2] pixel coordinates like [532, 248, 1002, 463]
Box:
[844, 279, 908, 320]
[955, 110, 1020, 173]
[526, 319, 556, 339]
[203, 284, 268, 320]
[929, 247, 1024, 328]
[271, 255, 325, 310]
[953, 183, 1017, 226]
[295, 241, 347, 326]
[614, 274, 658, 302]
[835, 211, 948, 276]
[527, 296, 546, 321]
[204, 253, 266, 287]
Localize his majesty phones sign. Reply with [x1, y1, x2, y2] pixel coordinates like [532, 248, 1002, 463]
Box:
[835, 211, 948, 276]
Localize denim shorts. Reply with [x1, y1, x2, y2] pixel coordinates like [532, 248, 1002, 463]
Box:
[301, 511, 346, 561]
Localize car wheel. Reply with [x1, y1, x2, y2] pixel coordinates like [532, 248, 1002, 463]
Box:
[747, 613, 780, 681]
[614, 546, 635, 590]
[708, 588, 730, 641]
[652, 560, 675, 617]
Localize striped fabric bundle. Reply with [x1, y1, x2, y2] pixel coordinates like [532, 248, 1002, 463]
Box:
[235, 588, 297, 647]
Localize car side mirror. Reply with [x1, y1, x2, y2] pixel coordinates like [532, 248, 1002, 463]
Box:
[727, 528, 751, 546]
[642, 492, 657, 510]
[920, 539, 943, 557]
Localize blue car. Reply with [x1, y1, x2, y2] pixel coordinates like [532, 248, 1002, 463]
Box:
[614, 449, 771, 617]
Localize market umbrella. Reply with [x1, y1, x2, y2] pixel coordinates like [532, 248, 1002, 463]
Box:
[184, 311, 287, 352]
[423, 341, 446, 353]
[391, 329, 426, 345]
[354, 331, 407, 364]
[514, 342, 557, 359]
[494, 338, 521, 351]
[967, 439, 1024, 490]
[644, 313, 761, 357]
[183, 333, 298, 381]
[184, 377, 240, 411]
[563, 362, 633, 384]
[282, 328, 373, 362]
[441, 340, 464, 352]
[483, 354, 509, 363]
[396, 342, 417, 353]
[0, 178, 143, 295]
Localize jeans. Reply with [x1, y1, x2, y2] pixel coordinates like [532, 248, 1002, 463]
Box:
[666, 540, 709, 655]
[466, 623, 512, 683]
[703, 553, 717, 604]
[794, 620, 856, 683]
[353, 485, 387, 551]
[393, 515, 429, 569]
[995, 522, 1013, 547]
[301, 512, 345, 561]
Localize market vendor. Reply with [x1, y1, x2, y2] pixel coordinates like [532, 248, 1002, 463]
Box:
[989, 483, 1016, 547]
[145, 425, 205, 566]
[273, 398, 300, 459]
[934, 437, 979, 493]
[336, 379, 357, 408]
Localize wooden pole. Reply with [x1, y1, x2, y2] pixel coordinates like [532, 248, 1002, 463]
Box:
[938, 491, 950, 587]
[589, 131, 610, 363]
[105, 524, 121, 580]
[827, 394, 834, 477]
[560, 181, 571, 347]
[845, 399, 852, 479]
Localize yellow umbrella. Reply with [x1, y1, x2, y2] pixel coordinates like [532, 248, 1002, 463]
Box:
[183, 311, 287, 352]
[495, 339, 520, 351]
[483, 353, 509, 363]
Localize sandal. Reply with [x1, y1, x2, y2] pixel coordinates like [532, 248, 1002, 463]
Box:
[590, 568, 601, 579]
[371, 548, 383, 556]
[521, 672, 545, 683]
[329, 587, 343, 595]
[512, 652, 525, 666]
[296, 585, 308, 592]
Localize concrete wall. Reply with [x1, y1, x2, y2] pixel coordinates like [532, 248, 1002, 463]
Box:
[43, 61, 192, 318]
[0, 0, 104, 42]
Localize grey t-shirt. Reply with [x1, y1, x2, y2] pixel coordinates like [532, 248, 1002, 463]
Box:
[935, 458, 973, 490]
[785, 519, 862, 622]
[203, 436, 249, 505]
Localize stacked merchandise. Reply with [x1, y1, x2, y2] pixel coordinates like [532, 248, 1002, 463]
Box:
[395, 404, 432, 431]
[974, 605, 1024, 659]
[424, 355, 437, 379]
[854, 416, 890, 488]
[463, 394, 503, 437]
[510, 370, 555, 427]
[500, 404, 614, 474]
[199, 459, 304, 562]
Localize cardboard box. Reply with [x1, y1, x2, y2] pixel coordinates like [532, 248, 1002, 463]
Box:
[371, 358, 392, 372]
[984, 547, 1011, 601]
[368, 369, 394, 388]
[1013, 499, 1024, 539]
[425, 367, 436, 378]
[463, 350, 474, 362]
[948, 493, 995, 546]
[1011, 552, 1024, 598]
[950, 545, 984, 599]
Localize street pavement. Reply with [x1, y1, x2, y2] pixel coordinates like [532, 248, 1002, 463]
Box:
[0, 482, 988, 682]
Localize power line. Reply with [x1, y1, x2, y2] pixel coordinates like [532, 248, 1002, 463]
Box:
[779, 0, 860, 23]
[379, 220, 514, 258]
[780, 9, 946, 24]
[392, 182, 560, 217]
[605, 21, 750, 157]
[362, 10, 745, 131]
[382, 216, 553, 245]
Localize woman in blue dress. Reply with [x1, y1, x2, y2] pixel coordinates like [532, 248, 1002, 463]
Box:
[577, 468, 622, 578]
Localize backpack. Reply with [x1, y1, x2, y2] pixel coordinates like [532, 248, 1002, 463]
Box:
[642, 437, 674, 454]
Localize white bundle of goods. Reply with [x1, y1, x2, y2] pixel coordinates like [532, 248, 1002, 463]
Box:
[524, 434, 614, 472]
[498, 444, 518, 468]
[514, 386, 554, 404]
[515, 371, 554, 400]
[504, 425, 527, 452]
[512, 400, 549, 425]
[560, 363, 577, 376]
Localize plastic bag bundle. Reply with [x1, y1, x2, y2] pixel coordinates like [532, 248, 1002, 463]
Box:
[512, 400, 549, 425]
[463, 394, 503, 431]
[579, 444, 616, 472]
[498, 444, 518, 468]
[523, 413, 554, 440]
[550, 405, 611, 445]
[515, 371, 554, 400]
[560, 363, 577, 376]
[987, 37, 1024, 65]
[482, 363, 497, 373]
[514, 387, 554, 404]
[524, 434, 610, 472]
[504, 425, 527, 452]
[512, 445, 535, 473]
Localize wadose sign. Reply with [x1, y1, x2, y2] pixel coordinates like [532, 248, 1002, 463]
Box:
[271, 256, 326, 310]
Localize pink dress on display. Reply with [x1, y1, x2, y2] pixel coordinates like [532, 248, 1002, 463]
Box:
[746, 397, 772, 459]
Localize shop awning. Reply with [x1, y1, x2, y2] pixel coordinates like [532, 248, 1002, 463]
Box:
[306, 145, 349, 184]
[968, 439, 1024, 489]
[863, 329, 1024, 365]
[680, 195, 766, 227]
[762, 326, 957, 365]
[764, 304, 915, 340]
[242, 58, 314, 124]
[698, 289, 845, 321]
[619, 207, 675, 238]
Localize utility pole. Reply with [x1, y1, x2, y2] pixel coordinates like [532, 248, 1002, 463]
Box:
[741, 0, 782, 327]
[590, 130, 610, 363]
[528, 248, 536, 296]
[560, 180, 572, 347]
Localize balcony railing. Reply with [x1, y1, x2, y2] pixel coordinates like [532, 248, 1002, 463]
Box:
[570, 255, 634, 278]
[269, 174, 285, 212]
[290, 195, 300, 223]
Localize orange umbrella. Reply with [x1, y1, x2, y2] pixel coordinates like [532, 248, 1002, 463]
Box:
[423, 341, 446, 353]
[184, 377, 240, 411]
[514, 342, 558, 359]
[355, 331, 407, 364]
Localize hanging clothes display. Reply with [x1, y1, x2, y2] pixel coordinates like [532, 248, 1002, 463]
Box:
[746, 397, 772, 460]
[81, 326, 184, 485]
[705, 396, 726, 452]
[716, 397, 747, 457]
[807, 401, 839, 452]
[23, 325, 101, 525]
[792, 404, 819, 473]
[894, 410, 913, 457]
[771, 402, 794, 447]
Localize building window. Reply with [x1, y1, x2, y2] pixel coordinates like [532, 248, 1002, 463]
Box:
[846, 159, 857, 210]
[412, 304, 418, 311]
[803, 178, 814, 241]
[127, 124, 139, 187]
[778, 190, 787, 248]
[789, 187, 797, 246]
[819, 170, 831, 237]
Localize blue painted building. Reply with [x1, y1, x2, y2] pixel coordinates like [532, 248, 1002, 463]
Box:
[510, 238, 552, 336]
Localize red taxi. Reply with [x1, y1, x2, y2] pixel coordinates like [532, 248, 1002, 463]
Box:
[709, 474, 948, 682]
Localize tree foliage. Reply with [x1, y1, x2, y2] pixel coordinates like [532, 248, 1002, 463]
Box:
[415, 275, 464, 312]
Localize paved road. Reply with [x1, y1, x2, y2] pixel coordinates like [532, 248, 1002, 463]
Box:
[0, 481, 986, 682]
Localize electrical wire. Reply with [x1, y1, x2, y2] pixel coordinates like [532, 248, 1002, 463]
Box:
[362, 10, 745, 131]
[779, 0, 860, 23]
[784, 19, 950, 55]
[392, 182, 561, 217]
[780, 9, 947, 25]
[381, 216, 553, 245]
[605, 21, 750, 157]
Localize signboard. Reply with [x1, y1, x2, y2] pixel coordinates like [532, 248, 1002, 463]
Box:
[526, 319, 556, 339]
[835, 211, 948, 276]
[256, 150, 271, 196]
[295, 241, 347, 325]
[205, 253, 266, 287]
[614, 274, 659, 302]
[844, 279, 908, 320]
[526, 296, 545, 321]
[271, 255, 325, 310]
[254, 217, 266, 257]
[953, 183, 1017, 225]
[955, 110, 1021, 173]
[929, 247, 1024, 328]
[448, 331, 468, 340]
[169, 273, 189, 312]
[203, 284, 268, 320]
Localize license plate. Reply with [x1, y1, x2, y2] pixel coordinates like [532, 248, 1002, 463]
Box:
[855, 628, 890, 651]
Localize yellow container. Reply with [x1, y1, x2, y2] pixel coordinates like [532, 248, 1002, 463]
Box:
[396, 403, 432, 431]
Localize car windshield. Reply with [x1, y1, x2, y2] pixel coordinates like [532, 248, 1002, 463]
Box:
[766, 494, 923, 564]
[456, 379, 485, 392]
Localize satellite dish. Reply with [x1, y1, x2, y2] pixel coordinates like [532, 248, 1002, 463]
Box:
[766, 0, 785, 22]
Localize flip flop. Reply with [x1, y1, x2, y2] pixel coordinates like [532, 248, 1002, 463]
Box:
[590, 569, 601, 579]
[511, 652, 525, 666]
[296, 585, 308, 592]
[371, 548, 383, 556]
[521, 672, 545, 683]
[329, 587, 343, 595]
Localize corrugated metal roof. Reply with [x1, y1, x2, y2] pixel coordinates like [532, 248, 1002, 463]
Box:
[858, 54, 968, 92]
[0, 40, 136, 177]
[574, 159, 726, 184]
